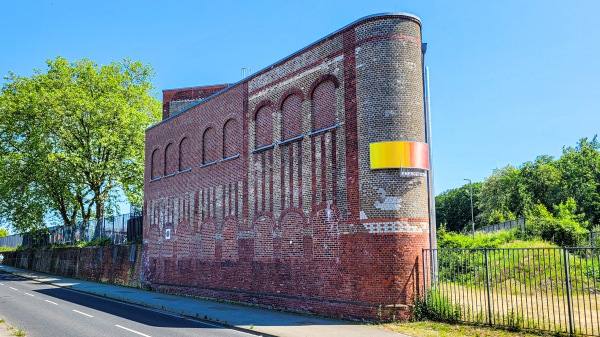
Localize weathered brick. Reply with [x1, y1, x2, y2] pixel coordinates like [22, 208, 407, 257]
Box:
[144, 13, 429, 321]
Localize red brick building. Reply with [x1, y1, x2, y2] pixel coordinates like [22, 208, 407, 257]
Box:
[144, 13, 432, 320]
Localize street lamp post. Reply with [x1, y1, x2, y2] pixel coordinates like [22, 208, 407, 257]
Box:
[464, 178, 475, 237]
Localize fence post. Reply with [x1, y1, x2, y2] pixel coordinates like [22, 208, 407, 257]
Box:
[422, 248, 427, 300]
[563, 248, 574, 335]
[484, 248, 492, 326]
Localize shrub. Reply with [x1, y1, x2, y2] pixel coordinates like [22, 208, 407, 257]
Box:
[438, 229, 519, 249]
[527, 199, 588, 247]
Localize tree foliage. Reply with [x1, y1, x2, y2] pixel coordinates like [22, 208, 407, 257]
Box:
[435, 182, 482, 232]
[436, 136, 600, 235]
[0, 57, 160, 233]
[0, 227, 8, 238]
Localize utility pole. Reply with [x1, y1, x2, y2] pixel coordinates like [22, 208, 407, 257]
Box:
[464, 178, 475, 237]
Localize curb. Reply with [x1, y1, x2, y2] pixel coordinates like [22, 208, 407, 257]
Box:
[0, 269, 277, 337]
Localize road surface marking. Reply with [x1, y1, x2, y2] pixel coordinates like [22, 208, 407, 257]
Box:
[0, 283, 4, 285]
[9, 287, 18, 291]
[115, 325, 152, 337]
[45, 300, 58, 305]
[24, 293, 34, 297]
[73, 310, 93, 317]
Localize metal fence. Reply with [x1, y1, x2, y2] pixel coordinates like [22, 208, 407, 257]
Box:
[423, 247, 600, 336]
[1, 212, 143, 248]
[0, 234, 23, 248]
[478, 218, 526, 234]
[44, 212, 143, 246]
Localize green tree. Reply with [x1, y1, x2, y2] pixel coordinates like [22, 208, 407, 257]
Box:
[0, 57, 160, 233]
[555, 137, 600, 228]
[519, 155, 562, 212]
[436, 182, 482, 232]
[477, 165, 528, 226]
[0, 227, 8, 238]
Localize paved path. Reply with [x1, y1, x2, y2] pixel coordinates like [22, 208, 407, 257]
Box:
[0, 272, 253, 337]
[0, 265, 410, 337]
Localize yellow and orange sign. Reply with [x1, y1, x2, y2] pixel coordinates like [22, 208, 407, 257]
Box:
[369, 141, 429, 170]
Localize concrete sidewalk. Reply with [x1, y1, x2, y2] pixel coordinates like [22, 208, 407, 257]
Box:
[0, 265, 410, 337]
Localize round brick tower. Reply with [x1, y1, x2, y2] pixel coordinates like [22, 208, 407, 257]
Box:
[354, 13, 430, 318]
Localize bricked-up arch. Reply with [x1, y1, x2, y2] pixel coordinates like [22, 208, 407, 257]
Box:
[311, 203, 340, 260]
[222, 118, 240, 158]
[253, 101, 274, 148]
[178, 137, 191, 171]
[201, 220, 216, 260]
[279, 209, 304, 259]
[254, 214, 274, 260]
[310, 75, 339, 131]
[280, 91, 303, 140]
[222, 217, 238, 261]
[151, 148, 161, 179]
[202, 127, 219, 164]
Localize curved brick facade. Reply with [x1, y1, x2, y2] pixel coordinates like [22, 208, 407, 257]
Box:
[144, 13, 430, 320]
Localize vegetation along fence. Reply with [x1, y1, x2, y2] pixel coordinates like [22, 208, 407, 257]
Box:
[423, 247, 600, 336]
[591, 231, 600, 247]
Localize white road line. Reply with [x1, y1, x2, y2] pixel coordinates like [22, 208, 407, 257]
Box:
[44, 300, 58, 305]
[73, 310, 93, 318]
[115, 325, 152, 337]
[24, 293, 34, 297]
[9, 287, 18, 291]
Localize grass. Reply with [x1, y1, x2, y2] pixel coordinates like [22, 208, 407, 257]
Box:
[382, 320, 557, 337]
[12, 327, 26, 336]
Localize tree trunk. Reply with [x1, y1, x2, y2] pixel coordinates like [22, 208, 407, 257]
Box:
[92, 193, 104, 241]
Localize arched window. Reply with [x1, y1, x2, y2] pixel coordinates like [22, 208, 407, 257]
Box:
[311, 79, 337, 131]
[151, 149, 161, 179]
[281, 94, 303, 140]
[255, 105, 273, 148]
[222, 119, 240, 158]
[164, 143, 177, 175]
[202, 127, 218, 164]
[179, 137, 191, 171]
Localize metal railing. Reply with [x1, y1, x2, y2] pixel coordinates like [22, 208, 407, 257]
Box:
[0, 234, 23, 248]
[6, 212, 144, 248]
[423, 247, 600, 336]
[478, 218, 526, 234]
[45, 212, 143, 246]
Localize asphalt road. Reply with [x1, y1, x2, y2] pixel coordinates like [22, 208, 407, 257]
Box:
[0, 273, 255, 337]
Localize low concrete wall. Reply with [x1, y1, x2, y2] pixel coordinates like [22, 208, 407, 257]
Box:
[0, 245, 142, 288]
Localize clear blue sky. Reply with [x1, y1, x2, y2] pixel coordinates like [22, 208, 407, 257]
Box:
[1, 0, 599, 195]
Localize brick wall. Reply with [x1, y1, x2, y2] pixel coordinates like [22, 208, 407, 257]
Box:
[144, 13, 429, 320]
[0, 245, 142, 287]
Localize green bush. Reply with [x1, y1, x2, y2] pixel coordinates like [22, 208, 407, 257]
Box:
[438, 228, 519, 249]
[526, 199, 588, 247]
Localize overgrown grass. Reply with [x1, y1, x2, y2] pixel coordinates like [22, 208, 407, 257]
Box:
[435, 230, 600, 294]
[438, 229, 522, 249]
[382, 320, 558, 337]
[0, 246, 16, 252]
